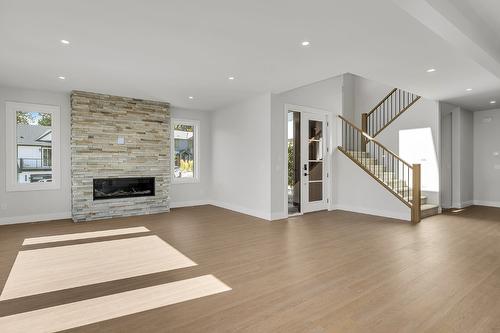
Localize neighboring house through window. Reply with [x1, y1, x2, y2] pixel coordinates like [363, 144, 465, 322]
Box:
[5, 102, 60, 191]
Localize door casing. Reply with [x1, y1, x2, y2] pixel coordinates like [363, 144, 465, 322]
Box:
[283, 104, 331, 216]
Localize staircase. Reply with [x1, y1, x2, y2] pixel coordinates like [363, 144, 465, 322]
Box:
[338, 88, 439, 223]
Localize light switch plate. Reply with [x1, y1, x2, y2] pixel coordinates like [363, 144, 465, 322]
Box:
[117, 137, 125, 145]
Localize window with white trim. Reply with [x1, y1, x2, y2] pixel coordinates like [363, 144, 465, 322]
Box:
[5, 102, 61, 191]
[171, 119, 199, 183]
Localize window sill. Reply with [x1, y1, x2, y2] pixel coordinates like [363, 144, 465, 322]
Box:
[6, 182, 61, 192]
[172, 178, 200, 185]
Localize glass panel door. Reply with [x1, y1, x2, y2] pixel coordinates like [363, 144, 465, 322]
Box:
[307, 119, 323, 202]
[301, 113, 327, 213]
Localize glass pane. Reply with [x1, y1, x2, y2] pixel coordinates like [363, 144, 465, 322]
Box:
[287, 111, 300, 214]
[16, 111, 53, 184]
[174, 124, 195, 178]
[308, 120, 323, 160]
[309, 162, 322, 181]
[309, 182, 323, 202]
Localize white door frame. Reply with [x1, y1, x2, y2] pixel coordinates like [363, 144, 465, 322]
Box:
[283, 104, 331, 217]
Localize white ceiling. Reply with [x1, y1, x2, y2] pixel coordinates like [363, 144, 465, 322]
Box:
[0, 0, 499, 111]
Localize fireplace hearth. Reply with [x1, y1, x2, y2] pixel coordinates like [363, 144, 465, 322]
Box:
[93, 177, 155, 200]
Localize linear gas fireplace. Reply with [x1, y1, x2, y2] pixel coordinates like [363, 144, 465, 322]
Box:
[93, 177, 155, 200]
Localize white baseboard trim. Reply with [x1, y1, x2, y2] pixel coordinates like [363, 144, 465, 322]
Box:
[208, 200, 271, 221]
[170, 200, 211, 208]
[0, 212, 72, 225]
[473, 200, 500, 208]
[331, 204, 410, 221]
[452, 201, 474, 209]
[460, 201, 474, 208]
[270, 212, 288, 221]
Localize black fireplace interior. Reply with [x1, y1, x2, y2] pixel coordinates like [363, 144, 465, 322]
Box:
[93, 177, 155, 200]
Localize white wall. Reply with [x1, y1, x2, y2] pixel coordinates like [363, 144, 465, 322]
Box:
[474, 109, 500, 207]
[440, 103, 474, 208]
[170, 107, 212, 207]
[0, 85, 210, 224]
[341, 73, 356, 122]
[440, 103, 454, 208]
[0, 86, 72, 224]
[352, 75, 393, 125]
[211, 93, 272, 220]
[460, 107, 474, 206]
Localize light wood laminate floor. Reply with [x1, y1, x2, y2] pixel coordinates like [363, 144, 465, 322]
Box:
[1, 205, 500, 332]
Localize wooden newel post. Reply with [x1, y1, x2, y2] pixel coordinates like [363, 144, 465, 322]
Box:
[411, 164, 421, 223]
[361, 113, 368, 152]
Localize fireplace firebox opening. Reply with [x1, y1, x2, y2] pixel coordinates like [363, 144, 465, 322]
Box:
[93, 177, 155, 200]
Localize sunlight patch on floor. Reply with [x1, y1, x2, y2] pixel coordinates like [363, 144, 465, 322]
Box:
[0, 235, 197, 300]
[0, 227, 231, 331]
[22, 226, 150, 245]
[0, 275, 231, 333]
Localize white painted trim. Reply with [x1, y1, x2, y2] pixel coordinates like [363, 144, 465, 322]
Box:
[208, 200, 271, 221]
[473, 200, 500, 208]
[460, 200, 474, 208]
[5, 101, 61, 192]
[452, 200, 474, 209]
[331, 204, 411, 221]
[0, 212, 72, 225]
[170, 200, 211, 208]
[171, 118, 200, 184]
[271, 212, 288, 221]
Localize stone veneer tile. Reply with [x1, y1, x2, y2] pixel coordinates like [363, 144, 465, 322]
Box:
[71, 91, 170, 222]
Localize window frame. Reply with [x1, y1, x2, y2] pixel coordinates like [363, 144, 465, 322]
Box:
[171, 118, 200, 184]
[5, 101, 61, 192]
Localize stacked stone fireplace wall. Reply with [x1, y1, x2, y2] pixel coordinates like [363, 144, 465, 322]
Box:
[71, 91, 170, 222]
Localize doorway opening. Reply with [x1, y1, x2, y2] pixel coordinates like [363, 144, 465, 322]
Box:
[287, 111, 301, 214]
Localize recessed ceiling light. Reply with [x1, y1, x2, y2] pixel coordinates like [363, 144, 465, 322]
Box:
[188, 96, 194, 100]
[491, 100, 497, 104]
[60, 39, 70, 45]
[466, 88, 472, 91]
[228, 76, 235, 80]
[301, 41, 311, 47]
[57, 76, 66, 80]
[426, 68, 436, 73]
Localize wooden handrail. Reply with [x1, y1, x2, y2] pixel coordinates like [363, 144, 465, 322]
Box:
[338, 115, 371, 138]
[338, 115, 413, 168]
[366, 88, 397, 117]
